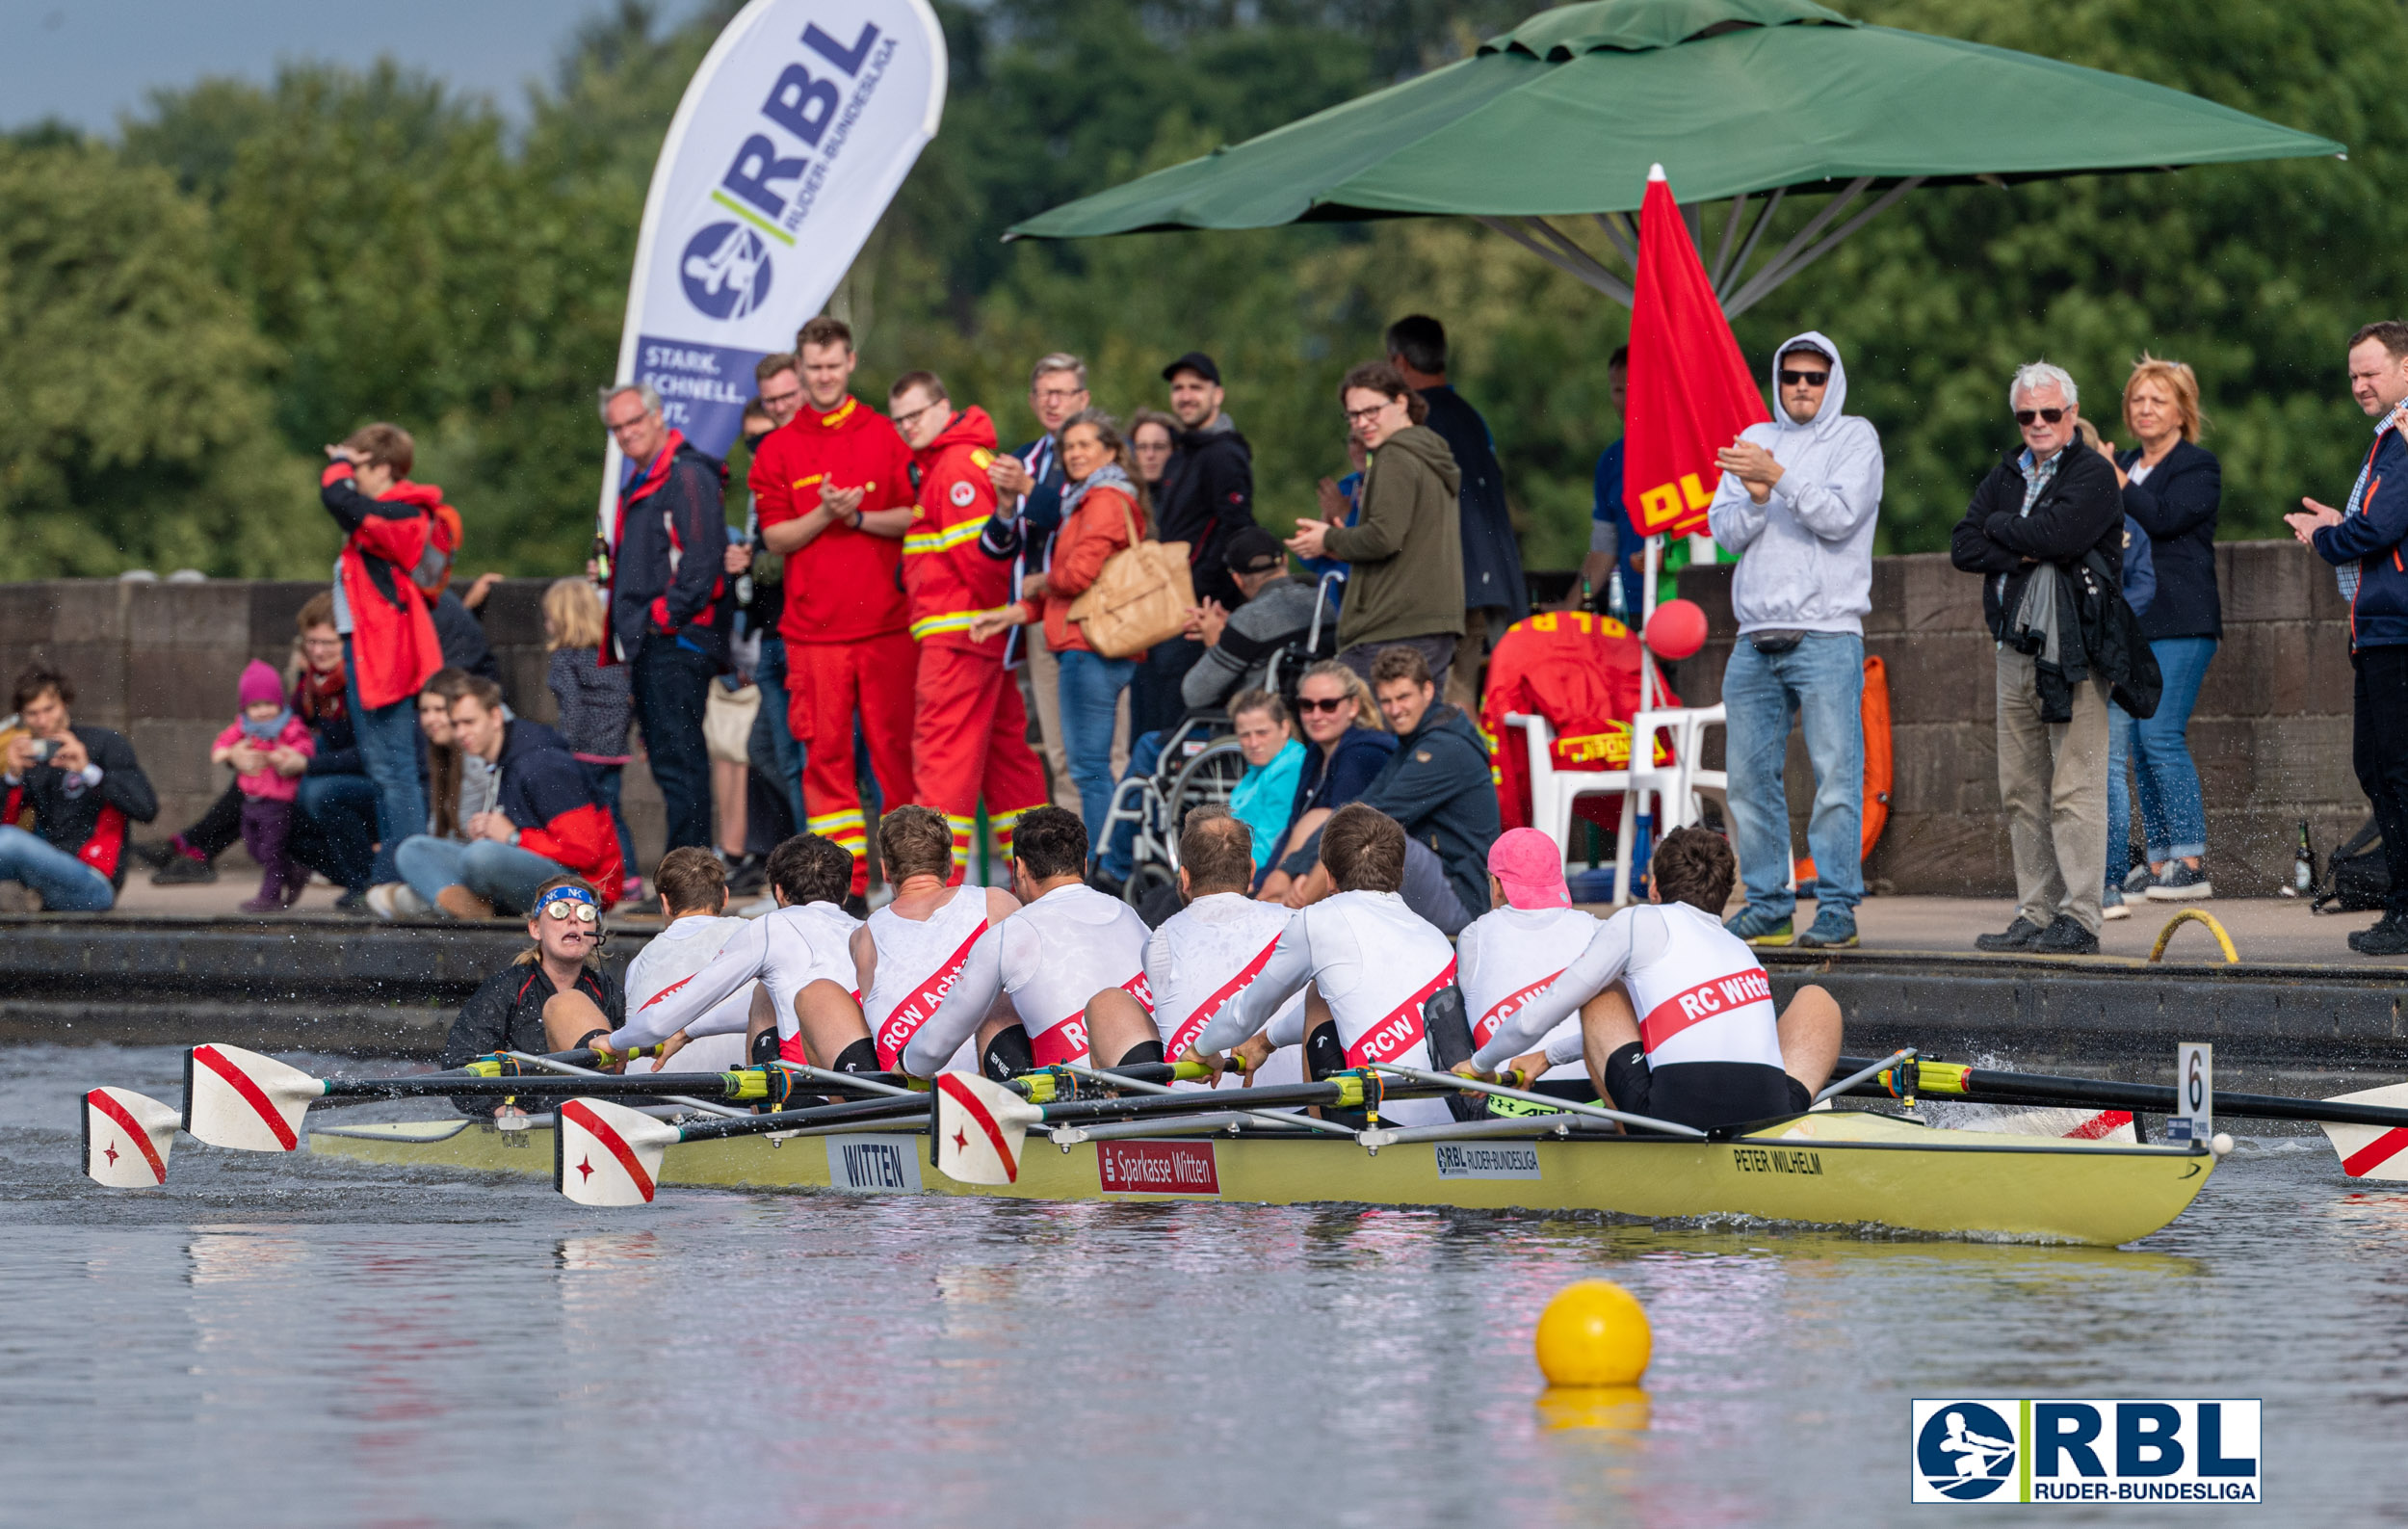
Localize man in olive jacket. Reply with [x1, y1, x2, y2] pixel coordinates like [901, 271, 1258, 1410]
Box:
[1949, 361, 2125, 956]
[1288, 361, 1466, 696]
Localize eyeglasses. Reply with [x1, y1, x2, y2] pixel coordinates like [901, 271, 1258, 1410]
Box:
[1033, 387, 1086, 406]
[1779, 370, 1830, 387]
[605, 414, 652, 437]
[759, 390, 800, 410]
[2014, 409, 2067, 426]
[540, 898, 598, 925]
[891, 400, 946, 431]
[1296, 696, 1352, 714]
[1344, 403, 1395, 425]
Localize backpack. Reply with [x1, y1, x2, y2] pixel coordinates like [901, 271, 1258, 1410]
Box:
[2315, 817, 2391, 913]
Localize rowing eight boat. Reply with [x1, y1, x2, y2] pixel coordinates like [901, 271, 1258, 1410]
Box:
[307, 1108, 2216, 1246]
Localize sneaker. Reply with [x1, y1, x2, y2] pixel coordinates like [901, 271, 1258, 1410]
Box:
[2122, 863, 2158, 895]
[1723, 907, 1793, 946]
[149, 853, 217, 886]
[237, 892, 287, 914]
[332, 889, 370, 916]
[2143, 862, 2213, 901]
[127, 840, 175, 871]
[1975, 916, 2044, 952]
[2032, 913, 2101, 955]
[2349, 917, 2408, 955]
[364, 883, 431, 920]
[725, 854, 769, 897]
[2101, 886, 2131, 921]
[1794, 909, 1859, 949]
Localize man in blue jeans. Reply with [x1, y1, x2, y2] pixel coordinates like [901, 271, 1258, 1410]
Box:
[1706, 331, 1885, 949]
[0, 665, 157, 911]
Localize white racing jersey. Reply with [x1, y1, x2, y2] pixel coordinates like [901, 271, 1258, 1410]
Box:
[1457, 905, 1599, 1082]
[903, 883, 1152, 1076]
[619, 912, 752, 1073]
[611, 900, 862, 1063]
[1198, 889, 1455, 1128]
[865, 884, 994, 1071]
[1471, 901, 1781, 1074]
[1144, 893, 1305, 1092]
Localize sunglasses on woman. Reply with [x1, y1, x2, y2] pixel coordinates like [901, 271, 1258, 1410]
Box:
[2014, 408, 2066, 426]
[1296, 696, 1352, 714]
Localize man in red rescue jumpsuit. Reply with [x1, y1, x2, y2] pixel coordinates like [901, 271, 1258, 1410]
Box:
[748, 316, 918, 900]
[887, 371, 1048, 877]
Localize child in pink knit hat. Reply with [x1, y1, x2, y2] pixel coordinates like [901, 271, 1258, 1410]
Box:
[211, 660, 315, 912]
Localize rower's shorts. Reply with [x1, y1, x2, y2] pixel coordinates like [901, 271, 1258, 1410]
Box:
[1603, 1043, 1810, 1131]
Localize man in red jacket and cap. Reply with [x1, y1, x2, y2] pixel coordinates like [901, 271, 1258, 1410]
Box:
[749, 316, 918, 902]
[889, 370, 1048, 877]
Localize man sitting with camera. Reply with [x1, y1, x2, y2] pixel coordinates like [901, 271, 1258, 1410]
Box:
[0, 664, 158, 912]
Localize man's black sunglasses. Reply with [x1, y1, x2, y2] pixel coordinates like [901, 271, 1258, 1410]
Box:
[2014, 408, 2067, 426]
[1778, 369, 1830, 387]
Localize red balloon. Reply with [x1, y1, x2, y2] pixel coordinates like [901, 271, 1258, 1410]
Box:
[1644, 598, 1707, 661]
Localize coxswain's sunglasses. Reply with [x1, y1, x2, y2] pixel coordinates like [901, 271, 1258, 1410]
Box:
[1296, 696, 1352, 714]
[539, 889, 600, 926]
[1778, 369, 1830, 387]
[2014, 408, 2067, 426]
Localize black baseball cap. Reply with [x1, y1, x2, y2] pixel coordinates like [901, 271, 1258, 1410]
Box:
[1162, 351, 1221, 385]
[1223, 526, 1286, 575]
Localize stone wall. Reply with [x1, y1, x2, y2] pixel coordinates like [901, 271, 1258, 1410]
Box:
[0, 545, 2366, 893]
[0, 579, 669, 865]
[1665, 540, 2357, 896]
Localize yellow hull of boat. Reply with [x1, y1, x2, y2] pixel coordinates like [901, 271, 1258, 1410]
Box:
[309, 1108, 2214, 1246]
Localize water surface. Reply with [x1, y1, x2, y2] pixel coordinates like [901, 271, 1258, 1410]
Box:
[5, 1043, 2401, 1525]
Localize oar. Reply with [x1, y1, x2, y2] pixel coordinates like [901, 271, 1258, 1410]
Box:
[1367, 1063, 1706, 1139]
[556, 1093, 936, 1205]
[1052, 1062, 1361, 1139]
[177, 1042, 823, 1153]
[1836, 1055, 2408, 1175]
[504, 1050, 746, 1120]
[81, 1041, 667, 1187]
[931, 1070, 1455, 1186]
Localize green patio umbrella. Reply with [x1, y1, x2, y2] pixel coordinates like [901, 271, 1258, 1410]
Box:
[1007, 0, 2343, 313]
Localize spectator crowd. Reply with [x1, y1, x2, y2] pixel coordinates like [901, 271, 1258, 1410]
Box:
[18, 302, 2408, 963]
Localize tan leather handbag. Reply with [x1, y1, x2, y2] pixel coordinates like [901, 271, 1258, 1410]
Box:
[1066, 493, 1192, 658]
[702, 679, 761, 764]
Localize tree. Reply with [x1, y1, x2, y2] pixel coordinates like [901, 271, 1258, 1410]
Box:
[0, 142, 320, 578]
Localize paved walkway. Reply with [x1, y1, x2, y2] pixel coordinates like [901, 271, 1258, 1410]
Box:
[92, 872, 2408, 966]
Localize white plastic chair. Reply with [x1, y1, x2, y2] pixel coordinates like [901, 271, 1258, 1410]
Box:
[1502, 712, 1631, 877]
[1610, 703, 1730, 905]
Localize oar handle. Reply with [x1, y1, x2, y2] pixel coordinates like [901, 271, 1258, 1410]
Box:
[1831, 1056, 2408, 1132]
[670, 1093, 931, 1143]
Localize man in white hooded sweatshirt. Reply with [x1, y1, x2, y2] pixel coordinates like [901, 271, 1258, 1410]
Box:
[1708, 330, 1884, 952]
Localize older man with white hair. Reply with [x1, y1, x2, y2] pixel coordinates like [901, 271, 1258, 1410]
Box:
[1950, 362, 2126, 955]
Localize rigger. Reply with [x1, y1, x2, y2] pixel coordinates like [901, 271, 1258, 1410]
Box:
[750, 315, 918, 898]
[888, 370, 1048, 878]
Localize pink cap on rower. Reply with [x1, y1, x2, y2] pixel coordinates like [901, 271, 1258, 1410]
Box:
[1488, 827, 1571, 909]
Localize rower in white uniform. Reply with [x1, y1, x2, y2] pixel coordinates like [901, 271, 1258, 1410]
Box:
[604, 833, 877, 1074]
[1464, 826, 1844, 1130]
[1147, 807, 1303, 1093]
[901, 805, 1157, 1080]
[1191, 804, 1457, 1128]
[1455, 828, 1600, 1103]
[617, 847, 763, 1074]
[851, 805, 1021, 1072]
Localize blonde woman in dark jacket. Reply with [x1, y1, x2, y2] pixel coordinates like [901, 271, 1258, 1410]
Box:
[1288, 361, 1465, 693]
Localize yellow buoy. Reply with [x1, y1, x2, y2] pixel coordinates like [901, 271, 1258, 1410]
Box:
[1535, 1384, 1652, 1433]
[1534, 1279, 1651, 1386]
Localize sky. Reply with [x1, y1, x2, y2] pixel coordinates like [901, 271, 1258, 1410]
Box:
[0, 0, 713, 133]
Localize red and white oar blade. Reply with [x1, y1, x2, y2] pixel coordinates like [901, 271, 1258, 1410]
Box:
[84, 1089, 179, 1187]
[934, 1073, 1044, 1186]
[183, 1044, 319, 1151]
[2320, 1082, 2408, 1181]
[554, 1098, 681, 1206]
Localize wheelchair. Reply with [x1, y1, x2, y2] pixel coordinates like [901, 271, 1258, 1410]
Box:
[1099, 573, 1340, 909]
